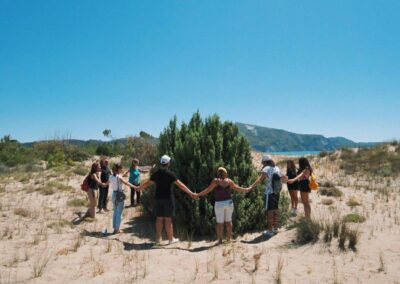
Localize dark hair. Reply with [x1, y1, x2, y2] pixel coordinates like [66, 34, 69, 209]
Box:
[263, 160, 275, 167]
[131, 158, 139, 168]
[112, 163, 123, 176]
[90, 161, 100, 174]
[298, 157, 312, 174]
[286, 160, 297, 174]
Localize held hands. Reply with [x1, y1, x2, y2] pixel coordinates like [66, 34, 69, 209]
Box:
[190, 192, 199, 199]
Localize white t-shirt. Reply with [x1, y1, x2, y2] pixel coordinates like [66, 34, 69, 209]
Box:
[261, 166, 283, 194]
[109, 174, 123, 192]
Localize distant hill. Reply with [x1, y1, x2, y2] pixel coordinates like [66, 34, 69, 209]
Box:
[236, 123, 376, 152]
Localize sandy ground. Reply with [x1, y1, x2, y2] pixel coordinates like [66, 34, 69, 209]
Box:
[0, 153, 399, 284]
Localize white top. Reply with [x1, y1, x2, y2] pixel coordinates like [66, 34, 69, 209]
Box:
[261, 166, 283, 194]
[109, 174, 123, 192]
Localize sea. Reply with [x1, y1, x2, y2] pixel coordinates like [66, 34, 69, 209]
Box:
[269, 151, 321, 156]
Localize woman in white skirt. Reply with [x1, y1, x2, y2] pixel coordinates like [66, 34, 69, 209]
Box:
[197, 167, 251, 244]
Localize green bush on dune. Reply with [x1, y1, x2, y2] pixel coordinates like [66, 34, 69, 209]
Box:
[141, 112, 290, 236]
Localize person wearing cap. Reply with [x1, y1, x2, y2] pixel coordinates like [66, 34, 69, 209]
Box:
[197, 167, 252, 244]
[249, 155, 288, 238]
[138, 155, 197, 245]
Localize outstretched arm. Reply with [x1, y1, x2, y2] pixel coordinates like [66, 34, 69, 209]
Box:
[229, 180, 251, 193]
[138, 180, 154, 191]
[119, 176, 138, 189]
[249, 172, 267, 190]
[197, 180, 218, 196]
[175, 180, 197, 198]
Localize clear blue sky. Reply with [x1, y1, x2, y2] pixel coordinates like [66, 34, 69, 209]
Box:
[1, 0, 399, 143]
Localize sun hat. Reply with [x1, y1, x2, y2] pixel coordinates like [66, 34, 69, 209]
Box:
[217, 167, 228, 174]
[261, 155, 272, 162]
[160, 155, 171, 165]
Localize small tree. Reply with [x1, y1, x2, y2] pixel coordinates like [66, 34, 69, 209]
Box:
[141, 112, 285, 236]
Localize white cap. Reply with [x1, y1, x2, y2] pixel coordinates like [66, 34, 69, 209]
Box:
[261, 155, 272, 162]
[160, 155, 171, 165]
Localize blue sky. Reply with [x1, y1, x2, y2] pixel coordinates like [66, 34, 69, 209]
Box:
[1, 0, 399, 143]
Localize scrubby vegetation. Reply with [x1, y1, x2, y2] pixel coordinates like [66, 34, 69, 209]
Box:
[142, 112, 290, 236]
[343, 213, 366, 223]
[339, 143, 400, 176]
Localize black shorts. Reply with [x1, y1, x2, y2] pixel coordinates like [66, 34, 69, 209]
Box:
[265, 193, 280, 211]
[299, 180, 311, 193]
[154, 198, 175, 217]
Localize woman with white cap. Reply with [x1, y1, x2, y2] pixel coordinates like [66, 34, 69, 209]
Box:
[197, 167, 251, 244]
[138, 155, 197, 245]
[249, 155, 287, 238]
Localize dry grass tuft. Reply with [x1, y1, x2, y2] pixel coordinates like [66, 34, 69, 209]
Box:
[14, 208, 30, 217]
[67, 198, 87, 207]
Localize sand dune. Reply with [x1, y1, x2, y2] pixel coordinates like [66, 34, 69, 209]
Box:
[0, 153, 399, 283]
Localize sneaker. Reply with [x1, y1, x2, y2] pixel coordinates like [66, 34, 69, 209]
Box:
[291, 208, 297, 217]
[263, 230, 275, 238]
[272, 228, 278, 235]
[168, 238, 179, 245]
[155, 238, 162, 245]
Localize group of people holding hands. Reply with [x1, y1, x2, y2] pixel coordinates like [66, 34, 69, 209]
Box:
[83, 154, 314, 244]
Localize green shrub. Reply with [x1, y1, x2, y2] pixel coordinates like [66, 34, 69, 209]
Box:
[142, 113, 269, 236]
[296, 219, 321, 245]
[319, 187, 343, 197]
[343, 213, 366, 223]
[73, 166, 88, 176]
[67, 198, 87, 207]
[0, 135, 34, 167]
[120, 136, 157, 168]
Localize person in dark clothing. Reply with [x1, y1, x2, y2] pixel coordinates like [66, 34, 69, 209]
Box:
[98, 157, 111, 213]
[138, 155, 197, 245]
[288, 157, 313, 219]
[197, 167, 251, 244]
[286, 160, 299, 216]
[84, 161, 108, 219]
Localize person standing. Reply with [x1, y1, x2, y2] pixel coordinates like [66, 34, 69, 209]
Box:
[288, 157, 313, 219]
[138, 155, 197, 245]
[85, 161, 108, 219]
[286, 160, 299, 216]
[249, 155, 287, 238]
[109, 163, 137, 234]
[98, 157, 111, 213]
[125, 158, 150, 207]
[197, 167, 251, 244]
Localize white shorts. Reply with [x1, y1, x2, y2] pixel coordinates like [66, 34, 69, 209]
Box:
[214, 200, 234, 223]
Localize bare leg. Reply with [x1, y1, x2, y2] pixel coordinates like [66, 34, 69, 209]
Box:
[301, 192, 311, 219]
[225, 222, 232, 242]
[164, 217, 174, 241]
[156, 217, 164, 241]
[289, 190, 299, 209]
[216, 223, 224, 242]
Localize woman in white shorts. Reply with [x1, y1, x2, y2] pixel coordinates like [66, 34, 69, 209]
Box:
[197, 167, 251, 243]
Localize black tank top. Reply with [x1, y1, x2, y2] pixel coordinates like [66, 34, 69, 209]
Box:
[287, 169, 299, 190]
[214, 184, 232, 202]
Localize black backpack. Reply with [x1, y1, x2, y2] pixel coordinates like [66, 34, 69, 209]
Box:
[271, 169, 283, 194]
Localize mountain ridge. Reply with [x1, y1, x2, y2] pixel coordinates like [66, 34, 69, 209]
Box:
[236, 122, 376, 152]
